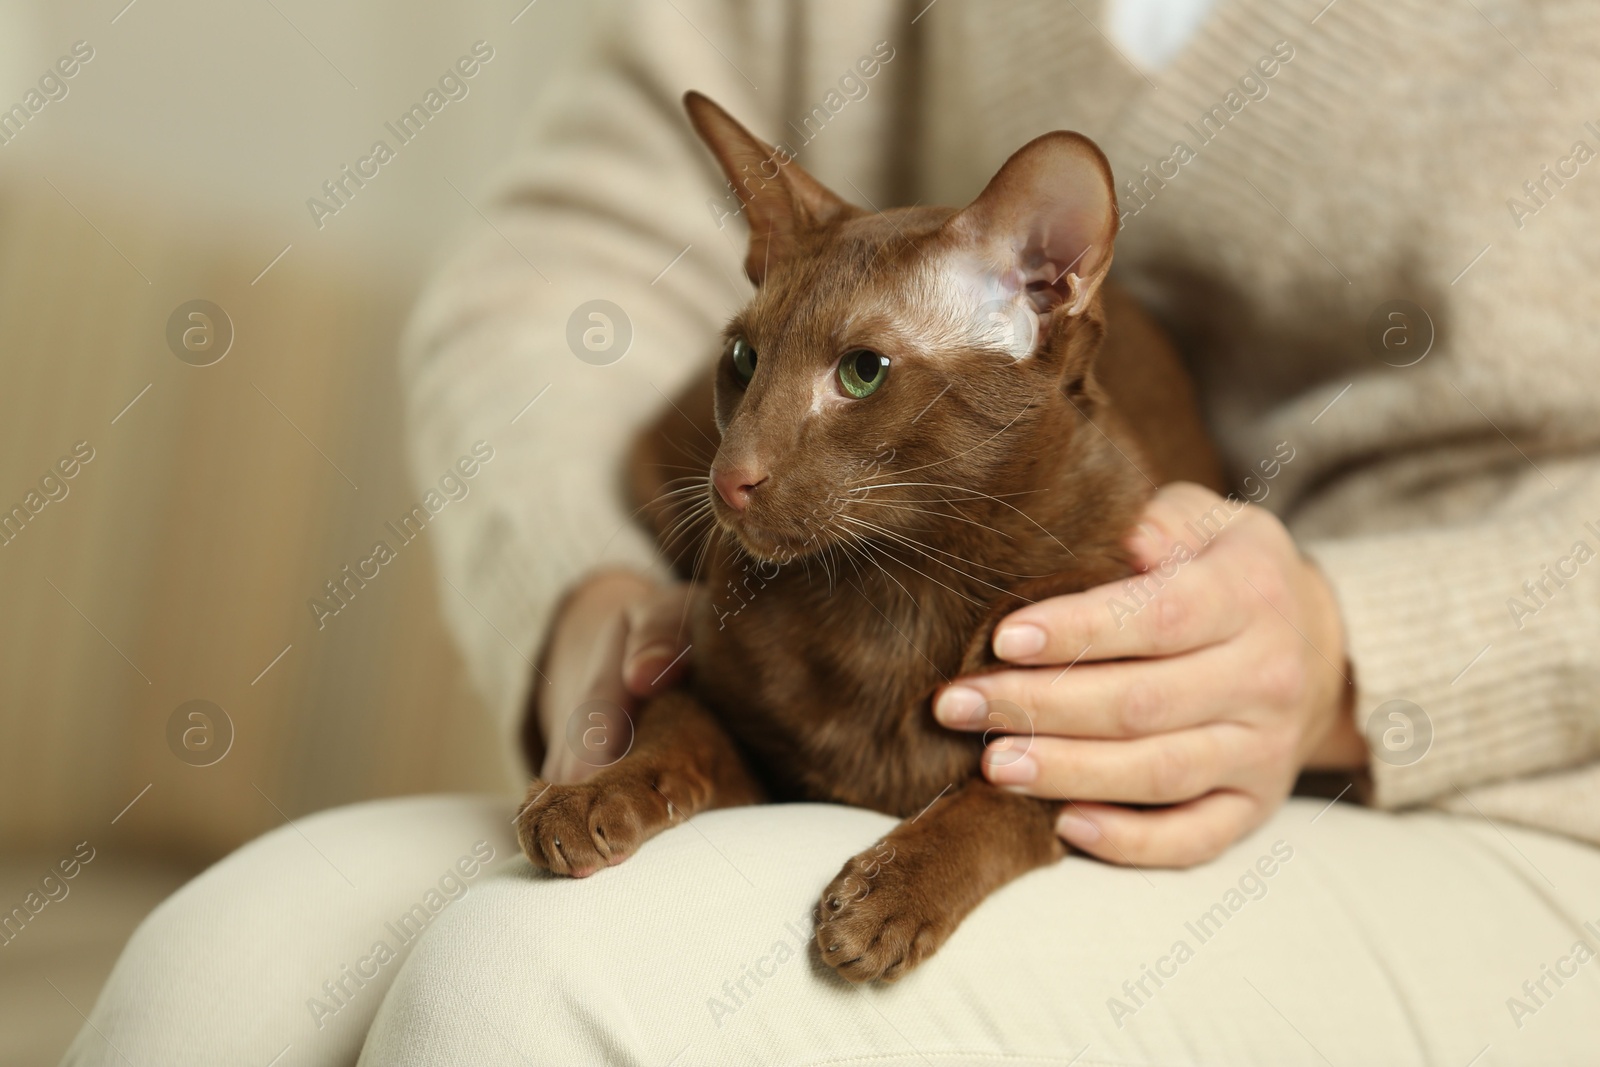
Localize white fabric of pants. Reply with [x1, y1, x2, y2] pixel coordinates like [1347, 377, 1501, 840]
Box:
[63, 795, 1600, 1066]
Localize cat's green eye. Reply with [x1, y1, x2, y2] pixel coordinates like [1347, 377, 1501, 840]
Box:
[838, 349, 889, 399]
[730, 337, 757, 385]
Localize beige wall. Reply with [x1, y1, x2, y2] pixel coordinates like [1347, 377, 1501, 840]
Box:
[0, 0, 594, 864]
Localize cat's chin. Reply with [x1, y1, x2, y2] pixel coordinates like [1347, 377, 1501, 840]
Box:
[720, 520, 822, 566]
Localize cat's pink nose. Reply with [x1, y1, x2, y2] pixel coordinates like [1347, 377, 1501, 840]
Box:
[713, 466, 766, 511]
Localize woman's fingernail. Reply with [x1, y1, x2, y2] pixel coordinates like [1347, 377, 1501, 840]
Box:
[934, 686, 985, 727]
[626, 643, 674, 684]
[993, 623, 1046, 661]
[985, 746, 1036, 785]
[1127, 521, 1166, 563]
[1056, 811, 1102, 845]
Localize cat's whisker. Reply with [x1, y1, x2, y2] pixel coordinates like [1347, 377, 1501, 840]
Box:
[836, 513, 1044, 583]
[662, 514, 717, 575]
[868, 400, 1038, 482]
[844, 497, 1015, 540]
[840, 531, 917, 608]
[837, 524, 898, 588]
[926, 494, 987, 530]
[846, 477, 1044, 501]
[656, 489, 713, 531]
[850, 480, 1034, 500]
[644, 478, 716, 537]
[663, 434, 717, 471]
[837, 514, 991, 597]
[831, 528, 872, 589]
[648, 480, 714, 505]
[658, 500, 716, 563]
[677, 525, 717, 638]
[848, 529, 984, 607]
[845, 527, 1041, 613]
[838, 524, 985, 591]
[684, 508, 720, 593]
[653, 480, 711, 496]
[657, 507, 704, 553]
[821, 537, 840, 592]
[813, 533, 834, 591]
[848, 479, 1078, 560]
[826, 534, 845, 591]
[844, 518, 1030, 585]
[652, 494, 715, 534]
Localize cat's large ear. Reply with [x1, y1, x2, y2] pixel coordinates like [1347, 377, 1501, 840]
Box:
[684, 91, 851, 285]
[942, 131, 1118, 350]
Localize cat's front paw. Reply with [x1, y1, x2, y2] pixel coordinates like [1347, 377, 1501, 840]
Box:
[514, 774, 671, 877]
[815, 840, 955, 983]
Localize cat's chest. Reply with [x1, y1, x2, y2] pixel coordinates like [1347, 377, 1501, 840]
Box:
[689, 568, 985, 809]
[698, 571, 961, 709]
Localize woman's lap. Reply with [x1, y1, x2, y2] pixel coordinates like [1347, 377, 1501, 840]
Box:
[359, 798, 1600, 1066]
[61, 795, 518, 1067]
[64, 794, 1600, 1066]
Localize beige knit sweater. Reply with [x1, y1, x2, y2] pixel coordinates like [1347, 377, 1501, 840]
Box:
[402, 0, 1600, 845]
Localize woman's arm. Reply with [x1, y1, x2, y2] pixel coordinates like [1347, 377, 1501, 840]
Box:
[1302, 461, 1600, 816]
[400, 0, 910, 776]
[936, 483, 1361, 867]
[941, 461, 1600, 862]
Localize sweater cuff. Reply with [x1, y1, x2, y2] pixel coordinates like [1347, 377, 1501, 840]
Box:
[1304, 511, 1600, 811]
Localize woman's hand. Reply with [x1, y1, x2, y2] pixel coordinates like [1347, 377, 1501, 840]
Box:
[535, 570, 693, 784]
[933, 483, 1365, 868]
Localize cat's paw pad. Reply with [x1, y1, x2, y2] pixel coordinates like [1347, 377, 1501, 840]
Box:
[814, 848, 950, 983]
[514, 777, 667, 877]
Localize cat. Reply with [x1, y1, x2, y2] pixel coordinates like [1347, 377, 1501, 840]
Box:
[516, 91, 1222, 983]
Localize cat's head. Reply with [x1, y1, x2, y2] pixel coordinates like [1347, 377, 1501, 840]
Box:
[684, 91, 1119, 566]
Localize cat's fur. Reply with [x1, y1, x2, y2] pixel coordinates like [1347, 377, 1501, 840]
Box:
[516, 93, 1222, 983]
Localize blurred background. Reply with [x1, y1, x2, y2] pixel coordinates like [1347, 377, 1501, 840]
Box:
[0, 1, 592, 1060]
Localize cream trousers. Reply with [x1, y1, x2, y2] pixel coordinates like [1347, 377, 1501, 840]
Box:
[63, 795, 1600, 1066]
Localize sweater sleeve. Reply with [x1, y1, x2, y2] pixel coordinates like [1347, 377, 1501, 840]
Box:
[1301, 460, 1600, 825]
[399, 0, 911, 773]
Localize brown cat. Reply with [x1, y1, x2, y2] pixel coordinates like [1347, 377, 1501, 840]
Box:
[516, 92, 1222, 983]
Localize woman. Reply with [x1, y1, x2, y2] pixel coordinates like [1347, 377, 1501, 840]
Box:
[68, 1, 1600, 1063]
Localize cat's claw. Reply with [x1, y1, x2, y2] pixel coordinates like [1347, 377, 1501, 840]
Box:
[815, 846, 953, 983]
[515, 775, 666, 877]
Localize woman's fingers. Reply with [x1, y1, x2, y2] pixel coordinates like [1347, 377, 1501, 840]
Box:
[1054, 791, 1263, 868]
[930, 484, 1336, 870]
[542, 609, 633, 783]
[982, 725, 1251, 804]
[621, 581, 694, 695]
[990, 524, 1249, 667]
[540, 570, 682, 783]
[937, 645, 1241, 739]
[1123, 482, 1245, 562]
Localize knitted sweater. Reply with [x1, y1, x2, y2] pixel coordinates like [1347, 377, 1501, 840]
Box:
[402, 0, 1600, 845]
